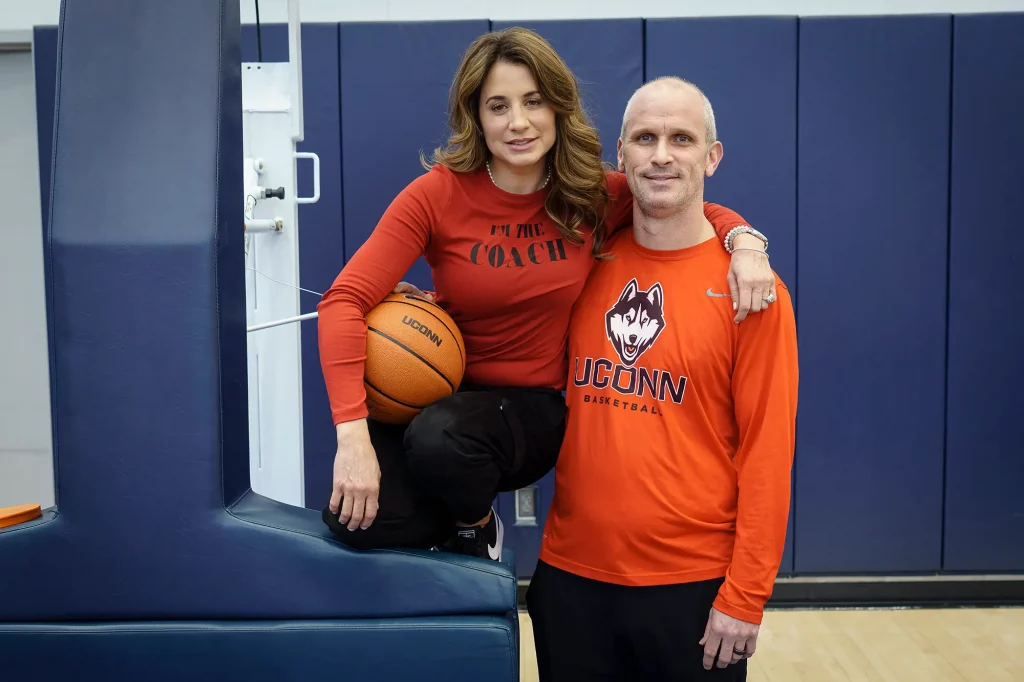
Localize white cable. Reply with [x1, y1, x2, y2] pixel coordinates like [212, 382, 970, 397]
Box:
[244, 266, 321, 329]
[247, 267, 323, 297]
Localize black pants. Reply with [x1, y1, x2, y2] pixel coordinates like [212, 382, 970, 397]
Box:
[527, 561, 748, 682]
[323, 384, 566, 550]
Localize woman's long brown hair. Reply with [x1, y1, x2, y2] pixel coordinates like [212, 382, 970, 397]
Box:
[422, 27, 612, 256]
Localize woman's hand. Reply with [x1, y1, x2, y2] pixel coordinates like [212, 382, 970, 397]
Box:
[728, 233, 776, 323]
[392, 281, 435, 303]
[329, 419, 381, 531]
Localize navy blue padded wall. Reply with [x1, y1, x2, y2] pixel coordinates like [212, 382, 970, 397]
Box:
[340, 20, 489, 291]
[239, 23, 345, 509]
[795, 16, 950, 573]
[489, 18, 642, 579]
[33, 27, 58, 245]
[32, 26, 60, 434]
[943, 13, 1024, 571]
[646, 17, 798, 574]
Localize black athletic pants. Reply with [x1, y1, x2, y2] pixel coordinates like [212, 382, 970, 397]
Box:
[323, 384, 567, 550]
[527, 561, 748, 682]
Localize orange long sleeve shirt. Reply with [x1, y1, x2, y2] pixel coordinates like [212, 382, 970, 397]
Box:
[317, 164, 753, 425]
[539, 228, 799, 625]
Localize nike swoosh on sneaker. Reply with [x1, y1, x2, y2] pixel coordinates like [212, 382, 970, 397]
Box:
[487, 514, 504, 561]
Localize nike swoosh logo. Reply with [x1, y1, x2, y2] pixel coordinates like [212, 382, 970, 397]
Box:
[706, 288, 732, 298]
[488, 513, 504, 561]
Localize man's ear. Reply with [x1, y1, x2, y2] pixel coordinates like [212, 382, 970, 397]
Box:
[705, 141, 724, 177]
[617, 137, 624, 172]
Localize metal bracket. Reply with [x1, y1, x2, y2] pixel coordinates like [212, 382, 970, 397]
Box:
[515, 487, 538, 526]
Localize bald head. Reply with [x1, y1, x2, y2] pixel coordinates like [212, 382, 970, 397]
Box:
[615, 75, 724, 221]
[620, 77, 717, 150]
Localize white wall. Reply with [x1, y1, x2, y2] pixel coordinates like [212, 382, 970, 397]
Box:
[0, 0, 1020, 35]
[0, 49, 55, 510]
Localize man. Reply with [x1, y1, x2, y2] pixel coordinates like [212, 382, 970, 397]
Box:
[526, 76, 799, 681]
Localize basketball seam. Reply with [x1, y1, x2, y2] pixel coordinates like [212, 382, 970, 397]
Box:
[366, 326, 455, 393]
[364, 378, 427, 409]
[389, 298, 465, 359]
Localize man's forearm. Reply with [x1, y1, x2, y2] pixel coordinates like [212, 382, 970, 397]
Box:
[712, 461, 793, 624]
[718, 280, 799, 624]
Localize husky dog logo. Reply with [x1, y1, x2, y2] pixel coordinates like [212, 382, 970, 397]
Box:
[605, 278, 666, 367]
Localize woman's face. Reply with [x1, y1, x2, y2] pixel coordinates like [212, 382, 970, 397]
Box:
[477, 61, 556, 174]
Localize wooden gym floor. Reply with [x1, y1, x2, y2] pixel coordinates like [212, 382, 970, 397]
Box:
[517, 607, 1024, 681]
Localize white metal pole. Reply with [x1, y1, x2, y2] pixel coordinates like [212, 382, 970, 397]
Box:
[288, 0, 304, 142]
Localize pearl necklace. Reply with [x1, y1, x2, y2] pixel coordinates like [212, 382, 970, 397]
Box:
[486, 160, 551, 192]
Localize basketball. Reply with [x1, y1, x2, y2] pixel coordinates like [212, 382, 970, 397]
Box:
[363, 293, 466, 424]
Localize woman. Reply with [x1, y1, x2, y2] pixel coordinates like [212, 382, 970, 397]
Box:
[318, 27, 773, 559]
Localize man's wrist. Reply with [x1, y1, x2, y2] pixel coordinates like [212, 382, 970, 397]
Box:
[712, 591, 765, 626]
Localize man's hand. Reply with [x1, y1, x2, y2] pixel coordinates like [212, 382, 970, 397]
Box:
[699, 607, 760, 669]
[728, 233, 775, 323]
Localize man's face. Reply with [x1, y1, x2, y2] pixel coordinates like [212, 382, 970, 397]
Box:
[617, 84, 723, 217]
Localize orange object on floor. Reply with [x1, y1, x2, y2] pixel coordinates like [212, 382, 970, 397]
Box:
[0, 504, 42, 529]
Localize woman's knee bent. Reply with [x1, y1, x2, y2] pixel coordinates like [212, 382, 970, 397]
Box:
[403, 391, 520, 523]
